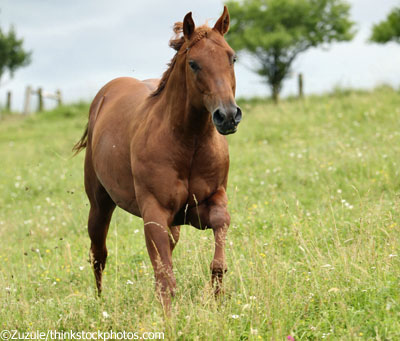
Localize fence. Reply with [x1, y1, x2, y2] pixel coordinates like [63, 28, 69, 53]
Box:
[2, 87, 62, 114]
[23, 86, 62, 114]
[298, 73, 304, 98]
[4, 75, 303, 112]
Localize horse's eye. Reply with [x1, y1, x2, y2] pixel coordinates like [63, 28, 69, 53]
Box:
[232, 55, 237, 64]
[188, 60, 201, 72]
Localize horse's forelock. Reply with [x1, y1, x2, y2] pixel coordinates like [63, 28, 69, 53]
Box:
[169, 23, 211, 52]
[150, 24, 212, 97]
[169, 22, 184, 51]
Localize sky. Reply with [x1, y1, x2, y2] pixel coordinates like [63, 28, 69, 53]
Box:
[1, 0, 400, 112]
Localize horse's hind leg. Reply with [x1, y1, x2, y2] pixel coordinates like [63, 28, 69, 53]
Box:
[85, 154, 116, 295]
[88, 197, 115, 295]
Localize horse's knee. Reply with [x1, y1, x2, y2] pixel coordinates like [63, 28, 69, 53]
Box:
[209, 205, 230, 228]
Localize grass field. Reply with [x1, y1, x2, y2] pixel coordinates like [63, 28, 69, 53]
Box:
[0, 86, 400, 340]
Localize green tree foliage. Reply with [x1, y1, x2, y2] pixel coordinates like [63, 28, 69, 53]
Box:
[226, 0, 355, 102]
[370, 7, 400, 44]
[0, 25, 31, 84]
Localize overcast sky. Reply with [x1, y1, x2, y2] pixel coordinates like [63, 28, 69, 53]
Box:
[1, 0, 400, 111]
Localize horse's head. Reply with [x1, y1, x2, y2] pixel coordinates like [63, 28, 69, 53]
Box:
[182, 7, 242, 135]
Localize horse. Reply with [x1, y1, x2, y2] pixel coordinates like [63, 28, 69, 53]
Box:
[73, 6, 242, 310]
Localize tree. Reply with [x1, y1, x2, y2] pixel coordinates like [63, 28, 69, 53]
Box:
[0, 25, 31, 85]
[370, 7, 400, 44]
[225, 0, 355, 102]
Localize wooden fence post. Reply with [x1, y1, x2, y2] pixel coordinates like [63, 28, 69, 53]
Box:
[56, 89, 62, 106]
[23, 86, 32, 115]
[298, 73, 304, 98]
[37, 87, 43, 112]
[6, 91, 11, 112]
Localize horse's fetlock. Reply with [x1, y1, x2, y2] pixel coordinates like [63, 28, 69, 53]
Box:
[210, 260, 228, 274]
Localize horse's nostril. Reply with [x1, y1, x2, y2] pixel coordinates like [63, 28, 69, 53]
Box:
[213, 109, 226, 125]
[234, 107, 242, 124]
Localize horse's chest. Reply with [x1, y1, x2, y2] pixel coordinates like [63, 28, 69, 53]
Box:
[187, 150, 228, 205]
[187, 176, 215, 205]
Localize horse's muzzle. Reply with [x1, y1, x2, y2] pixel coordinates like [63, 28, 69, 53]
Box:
[212, 106, 242, 135]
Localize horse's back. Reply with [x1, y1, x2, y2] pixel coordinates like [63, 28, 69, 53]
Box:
[91, 77, 154, 116]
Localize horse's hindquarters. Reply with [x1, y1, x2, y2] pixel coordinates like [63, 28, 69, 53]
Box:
[88, 77, 151, 217]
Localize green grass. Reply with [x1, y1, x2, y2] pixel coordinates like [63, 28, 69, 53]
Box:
[1, 87, 400, 339]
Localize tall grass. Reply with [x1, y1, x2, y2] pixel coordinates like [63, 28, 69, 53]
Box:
[0, 88, 399, 339]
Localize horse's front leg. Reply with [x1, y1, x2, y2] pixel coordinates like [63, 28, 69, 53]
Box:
[141, 200, 176, 311]
[208, 194, 230, 295]
[210, 220, 229, 295]
[187, 187, 230, 295]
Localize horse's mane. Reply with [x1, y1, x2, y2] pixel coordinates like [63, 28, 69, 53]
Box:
[150, 23, 212, 97]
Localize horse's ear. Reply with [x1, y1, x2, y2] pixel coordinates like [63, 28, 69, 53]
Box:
[213, 6, 230, 35]
[183, 12, 195, 41]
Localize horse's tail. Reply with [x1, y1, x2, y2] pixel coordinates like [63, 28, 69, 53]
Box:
[72, 123, 88, 155]
[73, 92, 106, 156]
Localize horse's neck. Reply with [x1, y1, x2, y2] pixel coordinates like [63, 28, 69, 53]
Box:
[159, 63, 214, 139]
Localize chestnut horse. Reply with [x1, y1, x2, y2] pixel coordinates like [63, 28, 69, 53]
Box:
[73, 6, 242, 309]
